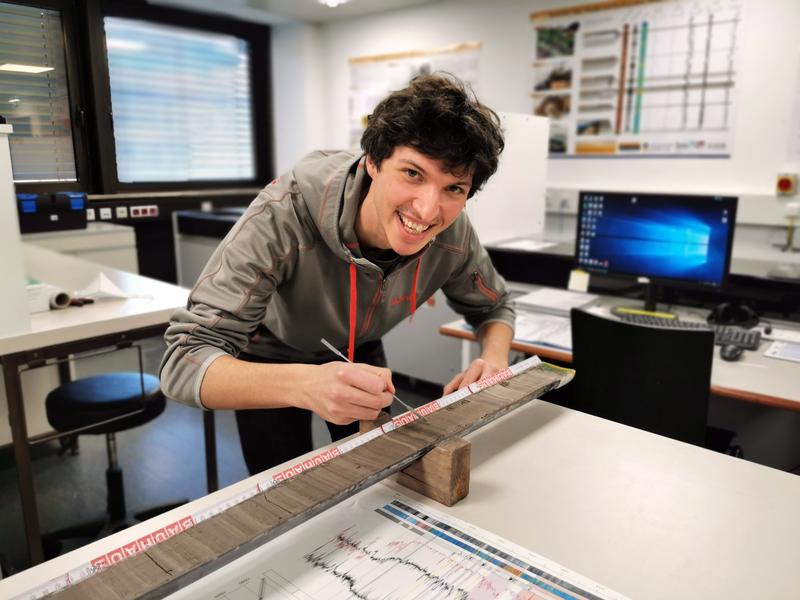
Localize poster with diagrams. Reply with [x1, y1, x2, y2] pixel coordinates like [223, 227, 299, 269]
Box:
[348, 43, 480, 148]
[166, 486, 629, 600]
[531, 0, 742, 157]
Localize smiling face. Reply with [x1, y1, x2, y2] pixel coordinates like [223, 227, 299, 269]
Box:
[356, 146, 472, 256]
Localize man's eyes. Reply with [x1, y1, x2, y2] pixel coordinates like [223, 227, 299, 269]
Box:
[402, 169, 466, 195]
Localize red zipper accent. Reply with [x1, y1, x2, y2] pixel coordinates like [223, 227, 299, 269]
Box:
[348, 262, 357, 361]
[409, 256, 421, 319]
[359, 274, 384, 337]
[473, 271, 498, 303]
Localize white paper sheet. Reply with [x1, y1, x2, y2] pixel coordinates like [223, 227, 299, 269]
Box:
[516, 312, 573, 350]
[764, 341, 800, 363]
[496, 239, 557, 252]
[515, 288, 598, 316]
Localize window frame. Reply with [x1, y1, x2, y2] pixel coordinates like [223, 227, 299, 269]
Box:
[3, 0, 94, 194]
[81, 0, 272, 193]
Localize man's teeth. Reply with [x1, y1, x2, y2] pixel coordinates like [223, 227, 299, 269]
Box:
[399, 213, 429, 234]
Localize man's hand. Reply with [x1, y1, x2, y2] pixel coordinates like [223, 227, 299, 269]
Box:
[443, 321, 513, 396]
[443, 357, 506, 396]
[302, 362, 395, 425]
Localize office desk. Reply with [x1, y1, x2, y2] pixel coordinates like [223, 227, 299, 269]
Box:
[0, 245, 214, 566]
[1, 395, 799, 599]
[440, 293, 800, 412]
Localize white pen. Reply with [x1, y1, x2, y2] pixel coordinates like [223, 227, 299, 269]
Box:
[321, 338, 424, 421]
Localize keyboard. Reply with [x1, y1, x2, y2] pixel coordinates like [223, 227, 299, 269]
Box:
[616, 312, 762, 350]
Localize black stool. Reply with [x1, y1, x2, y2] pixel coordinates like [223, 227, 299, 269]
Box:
[43, 372, 183, 556]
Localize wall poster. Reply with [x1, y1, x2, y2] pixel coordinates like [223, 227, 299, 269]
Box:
[531, 0, 742, 157]
[348, 43, 480, 149]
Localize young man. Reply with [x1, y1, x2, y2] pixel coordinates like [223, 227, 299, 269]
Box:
[160, 74, 515, 475]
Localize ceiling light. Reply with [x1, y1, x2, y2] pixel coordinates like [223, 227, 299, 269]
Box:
[0, 63, 55, 74]
[318, 0, 349, 7]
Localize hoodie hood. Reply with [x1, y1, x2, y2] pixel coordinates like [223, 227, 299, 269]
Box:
[293, 150, 367, 262]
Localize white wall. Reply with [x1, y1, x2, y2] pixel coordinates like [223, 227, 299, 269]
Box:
[270, 23, 327, 175]
[272, 0, 800, 200]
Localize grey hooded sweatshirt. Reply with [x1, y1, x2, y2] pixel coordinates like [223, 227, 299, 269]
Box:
[160, 150, 515, 408]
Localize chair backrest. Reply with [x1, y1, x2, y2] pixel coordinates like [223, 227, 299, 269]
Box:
[570, 308, 714, 445]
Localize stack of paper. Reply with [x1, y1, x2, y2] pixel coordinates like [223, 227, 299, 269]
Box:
[514, 288, 598, 317]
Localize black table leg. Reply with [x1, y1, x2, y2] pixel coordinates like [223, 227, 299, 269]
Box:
[203, 410, 218, 493]
[3, 360, 44, 565]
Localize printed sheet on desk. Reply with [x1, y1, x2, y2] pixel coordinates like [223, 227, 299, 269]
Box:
[166, 486, 629, 600]
[516, 312, 573, 350]
[764, 341, 800, 363]
[514, 288, 598, 317]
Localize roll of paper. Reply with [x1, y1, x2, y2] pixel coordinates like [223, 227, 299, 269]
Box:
[48, 286, 71, 309]
[26, 283, 71, 313]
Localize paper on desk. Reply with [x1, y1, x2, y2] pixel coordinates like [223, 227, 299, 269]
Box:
[764, 341, 800, 363]
[515, 312, 572, 350]
[74, 272, 134, 301]
[514, 288, 598, 317]
[495, 239, 557, 252]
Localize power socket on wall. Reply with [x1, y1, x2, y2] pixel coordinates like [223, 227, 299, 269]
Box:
[130, 205, 159, 218]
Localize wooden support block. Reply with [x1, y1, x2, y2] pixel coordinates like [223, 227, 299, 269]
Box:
[394, 438, 470, 506]
[360, 413, 471, 507]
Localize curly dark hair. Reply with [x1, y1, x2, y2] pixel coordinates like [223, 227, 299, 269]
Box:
[360, 73, 504, 198]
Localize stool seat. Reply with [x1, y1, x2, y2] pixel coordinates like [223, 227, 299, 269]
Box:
[46, 372, 165, 434]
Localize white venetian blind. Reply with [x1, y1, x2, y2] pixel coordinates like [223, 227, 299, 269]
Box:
[104, 17, 256, 183]
[0, 2, 77, 183]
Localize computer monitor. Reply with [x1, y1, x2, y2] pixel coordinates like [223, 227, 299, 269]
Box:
[575, 191, 737, 311]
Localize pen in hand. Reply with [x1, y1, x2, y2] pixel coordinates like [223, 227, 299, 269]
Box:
[320, 338, 424, 421]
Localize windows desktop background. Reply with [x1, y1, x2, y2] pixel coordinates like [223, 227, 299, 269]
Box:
[576, 193, 736, 288]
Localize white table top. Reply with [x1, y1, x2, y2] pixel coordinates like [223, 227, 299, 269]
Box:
[1, 399, 798, 599]
[0, 244, 188, 356]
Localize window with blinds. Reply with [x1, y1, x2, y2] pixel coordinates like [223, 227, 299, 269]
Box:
[104, 17, 256, 183]
[0, 2, 78, 183]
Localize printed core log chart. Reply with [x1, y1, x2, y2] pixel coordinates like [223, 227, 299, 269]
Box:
[168, 487, 629, 600]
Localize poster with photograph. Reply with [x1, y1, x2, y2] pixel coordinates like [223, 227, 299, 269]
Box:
[348, 43, 480, 148]
[531, 0, 742, 157]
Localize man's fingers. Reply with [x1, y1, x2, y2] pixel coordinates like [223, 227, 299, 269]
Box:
[443, 373, 463, 396]
[443, 358, 494, 395]
[356, 363, 396, 393]
[459, 358, 487, 388]
[335, 363, 389, 395]
[335, 403, 385, 423]
[340, 363, 396, 395]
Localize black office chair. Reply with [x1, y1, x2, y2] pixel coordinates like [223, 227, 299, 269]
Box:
[570, 308, 738, 450]
[43, 371, 184, 556]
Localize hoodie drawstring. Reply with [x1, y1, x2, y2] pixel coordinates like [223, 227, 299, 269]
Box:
[410, 256, 421, 319]
[348, 262, 357, 362]
[347, 255, 422, 360]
